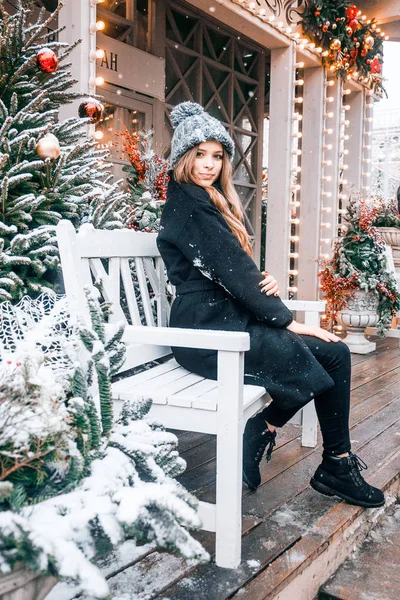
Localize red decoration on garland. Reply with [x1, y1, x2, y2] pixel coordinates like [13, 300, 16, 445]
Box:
[314, 10, 320, 16]
[370, 57, 382, 74]
[345, 4, 359, 22]
[36, 48, 58, 73]
[348, 19, 359, 32]
[78, 99, 104, 124]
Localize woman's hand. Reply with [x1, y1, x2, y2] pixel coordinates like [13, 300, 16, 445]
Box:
[286, 320, 341, 343]
[259, 271, 280, 296]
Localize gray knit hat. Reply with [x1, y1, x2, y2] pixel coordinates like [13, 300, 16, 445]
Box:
[170, 101, 235, 167]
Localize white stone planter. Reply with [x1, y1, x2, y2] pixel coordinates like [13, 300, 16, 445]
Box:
[337, 290, 379, 354]
[0, 565, 56, 600]
[377, 227, 400, 273]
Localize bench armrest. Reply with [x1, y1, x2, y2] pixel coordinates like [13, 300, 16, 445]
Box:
[282, 299, 325, 312]
[122, 325, 250, 352]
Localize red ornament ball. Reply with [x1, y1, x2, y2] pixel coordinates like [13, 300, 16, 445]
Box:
[361, 49, 367, 57]
[37, 48, 58, 73]
[314, 10, 320, 16]
[370, 57, 382, 74]
[78, 99, 104, 124]
[348, 19, 359, 32]
[322, 24, 328, 32]
[345, 4, 359, 22]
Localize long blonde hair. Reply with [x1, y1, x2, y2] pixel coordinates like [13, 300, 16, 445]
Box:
[173, 146, 253, 257]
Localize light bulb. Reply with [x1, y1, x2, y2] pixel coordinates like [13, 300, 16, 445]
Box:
[294, 97, 304, 103]
[321, 192, 332, 198]
[94, 130, 104, 140]
[292, 149, 302, 156]
[292, 132, 303, 138]
[323, 144, 333, 150]
[322, 176, 332, 182]
[289, 252, 299, 258]
[91, 20, 105, 32]
[290, 235, 300, 242]
[326, 97, 334, 103]
[343, 164, 349, 170]
[343, 105, 350, 111]
[295, 79, 304, 86]
[326, 80, 335, 87]
[343, 89, 351, 95]
[321, 207, 332, 213]
[296, 61, 305, 68]
[322, 160, 332, 166]
[339, 179, 348, 185]
[324, 112, 334, 118]
[291, 184, 301, 191]
[288, 286, 298, 293]
[321, 223, 331, 228]
[289, 270, 299, 275]
[324, 128, 333, 135]
[321, 238, 331, 244]
[343, 149, 349, 155]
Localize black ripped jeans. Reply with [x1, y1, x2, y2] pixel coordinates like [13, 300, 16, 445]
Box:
[262, 336, 352, 456]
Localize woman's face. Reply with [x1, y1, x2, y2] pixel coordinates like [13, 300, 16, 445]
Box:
[191, 141, 224, 188]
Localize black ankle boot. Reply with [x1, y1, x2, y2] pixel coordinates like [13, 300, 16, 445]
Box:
[242, 412, 276, 491]
[310, 452, 385, 508]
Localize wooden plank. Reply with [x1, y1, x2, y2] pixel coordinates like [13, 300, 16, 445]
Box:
[196, 397, 400, 513]
[319, 505, 400, 600]
[232, 439, 400, 600]
[112, 358, 179, 393]
[162, 422, 400, 600]
[177, 424, 302, 497]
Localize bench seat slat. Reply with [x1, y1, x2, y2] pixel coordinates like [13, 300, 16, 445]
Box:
[113, 358, 179, 394]
[123, 367, 194, 399]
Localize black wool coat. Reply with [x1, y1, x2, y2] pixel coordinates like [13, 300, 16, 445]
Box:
[156, 176, 334, 411]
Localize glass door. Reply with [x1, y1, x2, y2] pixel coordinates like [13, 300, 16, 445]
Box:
[95, 88, 153, 181]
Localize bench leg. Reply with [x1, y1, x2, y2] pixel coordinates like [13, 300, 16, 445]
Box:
[301, 401, 318, 448]
[215, 350, 244, 569]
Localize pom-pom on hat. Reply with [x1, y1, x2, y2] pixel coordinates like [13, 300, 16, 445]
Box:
[169, 101, 235, 167]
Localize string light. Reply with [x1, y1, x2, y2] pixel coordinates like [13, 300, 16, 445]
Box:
[321, 207, 332, 213]
[90, 20, 105, 32]
[289, 252, 299, 258]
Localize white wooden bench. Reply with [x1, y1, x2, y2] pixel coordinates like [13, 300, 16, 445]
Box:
[56, 219, 324, 569]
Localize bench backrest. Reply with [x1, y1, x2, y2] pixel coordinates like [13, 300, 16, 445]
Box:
[56, 220, 172, 372]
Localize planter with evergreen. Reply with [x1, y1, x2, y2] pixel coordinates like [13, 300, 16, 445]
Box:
[319, 196, 400, 353]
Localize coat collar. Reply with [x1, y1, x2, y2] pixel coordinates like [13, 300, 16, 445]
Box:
[167, 170, 223, 203]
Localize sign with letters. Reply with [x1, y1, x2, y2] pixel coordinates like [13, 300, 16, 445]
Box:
[96, 32, 165, 101]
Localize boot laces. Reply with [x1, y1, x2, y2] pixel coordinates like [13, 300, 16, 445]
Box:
[254, 430, 276, 464]
[349, 452, 368, 486]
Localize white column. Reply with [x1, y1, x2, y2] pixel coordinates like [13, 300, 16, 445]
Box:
[297, 67, 325, 301]
[58, 0, 95, 120]
[361, 90, 374, 195]
[265, 44, 295, 295]
[345, 89, 364, 194]
[319, 77, 342, 264]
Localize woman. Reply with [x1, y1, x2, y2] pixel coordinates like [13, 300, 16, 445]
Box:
[157, 101, 384, 508]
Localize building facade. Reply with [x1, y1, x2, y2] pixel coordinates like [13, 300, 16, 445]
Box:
[56, 1, 380, 300]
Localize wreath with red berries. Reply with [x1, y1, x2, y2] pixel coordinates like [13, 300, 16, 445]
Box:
[301, 2, 386, 95]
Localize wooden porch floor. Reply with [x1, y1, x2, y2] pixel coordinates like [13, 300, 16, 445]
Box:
[85, 336, 400, 600]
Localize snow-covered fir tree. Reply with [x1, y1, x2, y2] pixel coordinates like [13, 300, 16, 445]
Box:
[0, 0, 129, 303]
[0, 289, 207, 596]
